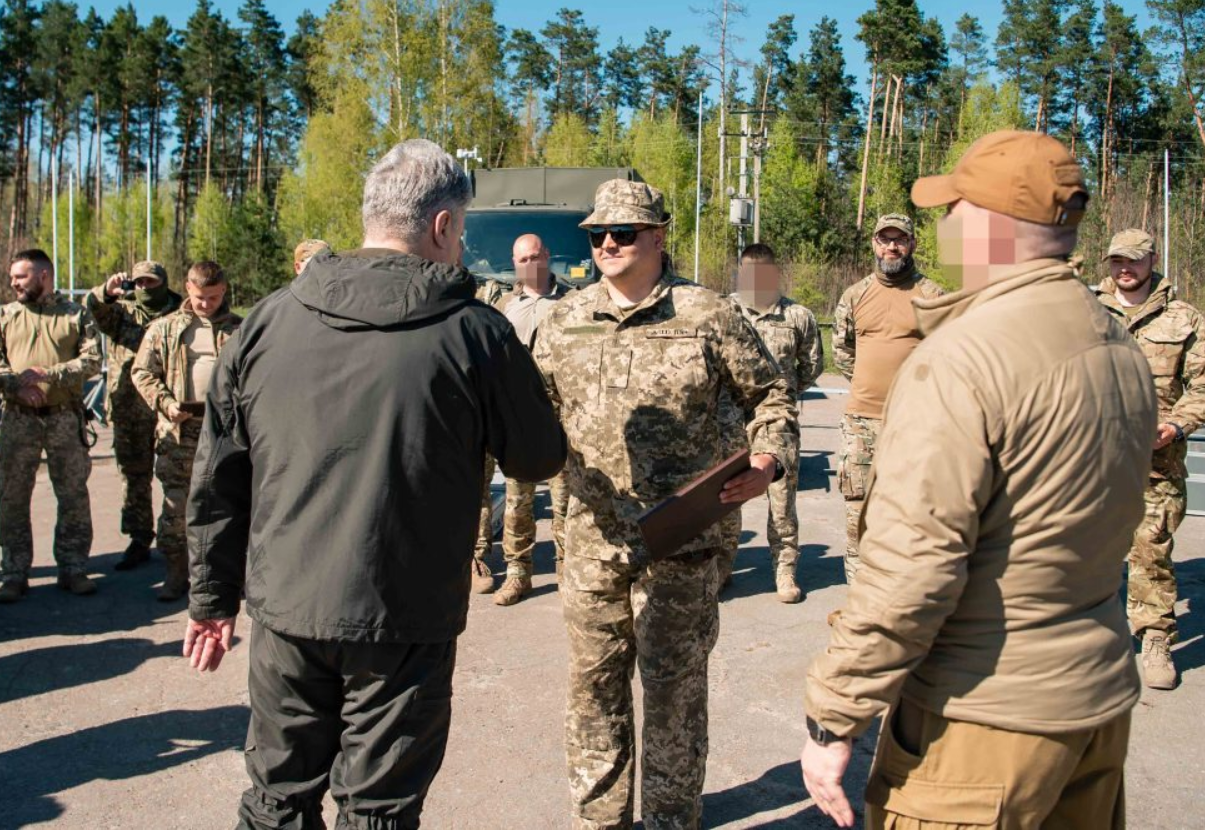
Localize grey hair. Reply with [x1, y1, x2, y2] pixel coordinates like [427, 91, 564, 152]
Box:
[362, 139, 472, 243]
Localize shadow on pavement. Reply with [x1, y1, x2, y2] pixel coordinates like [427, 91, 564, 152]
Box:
[0, 637, 179, 704]
[1173, 557, 1204, 675]
[0, 704, 248, 827]
[722, 544, 842, 602]
[798, 451, 834, 494]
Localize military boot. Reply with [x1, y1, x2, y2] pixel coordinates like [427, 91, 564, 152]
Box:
[775, 563, 802, 604]
[494, 573, 532, 606]
[157, 556, 190, 602]
[471, 558, 496, 594]
[113, 540, 152, 571]
[56, 573, 97, 596]
[0, 579, 29, 603]
[1141, 632, 1177, 690]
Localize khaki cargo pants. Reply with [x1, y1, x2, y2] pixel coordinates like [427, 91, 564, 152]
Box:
[866, 699, 1129, 829]
[502, 472, 568, 578]
[473, 455, 497, 562]
[1126, 476, 1184, 641]
[837, 414, 880, 583]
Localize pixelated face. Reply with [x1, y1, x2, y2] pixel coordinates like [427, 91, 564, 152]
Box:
[591, 224, 663, 281]
[736, 261, 782, 309]
[513, 236, 550, 288]
[9, 259, 49, 303]
[937, 200, 1020, 291]
[1108, 254, 1155, 293]
[186, 280, 228, 319]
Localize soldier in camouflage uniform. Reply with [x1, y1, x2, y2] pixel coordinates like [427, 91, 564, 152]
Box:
[716, 243, 823, 603]
[533, 180, 797, 829]
[132, 262, 242, 601]
[0, 249, 101, 602]
[1095, 229, 1205, 690]
[87, 260, 182, 570]
[832, 215, 944, 583]
[494, 234, 571, 606]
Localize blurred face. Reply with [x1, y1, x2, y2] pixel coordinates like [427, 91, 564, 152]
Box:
[513, 236, 550, 290]
[736, 260, 782, 310]
[589, 224, 664, 281]
[9, 260, 51, 303]
[937, 199, 1020, 291]
[1109, 254, 1155, 294]
[186, 280, 227, 319]
[871, 227, 916, 275]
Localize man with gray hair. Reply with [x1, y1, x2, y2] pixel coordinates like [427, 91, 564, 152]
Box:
[181, 139, 566, 828]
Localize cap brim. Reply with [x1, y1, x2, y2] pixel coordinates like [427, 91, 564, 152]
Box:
[1102, 249, 1148, 261]
[911, 174, 960, 210]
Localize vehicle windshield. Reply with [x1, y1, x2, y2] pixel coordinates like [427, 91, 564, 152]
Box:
[463, 211, 594, 279]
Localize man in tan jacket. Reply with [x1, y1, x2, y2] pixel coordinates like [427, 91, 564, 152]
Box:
[801, 131, 1157, 829]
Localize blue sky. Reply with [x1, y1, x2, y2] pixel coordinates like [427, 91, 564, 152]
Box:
[87, 0, 1157, 93]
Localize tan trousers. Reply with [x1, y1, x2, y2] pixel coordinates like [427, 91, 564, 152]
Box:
[866, 700, 1129, 830]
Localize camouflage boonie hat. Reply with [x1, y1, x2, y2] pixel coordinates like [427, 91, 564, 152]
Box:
[131, 260, 168, 282]
[579, 180, 671, 228]
[293, 238, 330, 267]
[1104, 229, 1155, 261]
[872, 214, 914, 237]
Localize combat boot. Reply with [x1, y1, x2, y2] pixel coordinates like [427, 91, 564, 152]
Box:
[1142, 632, 1177, 690]
[0, 579, 29, 603]
[555, 559, 563, 580]
[113, 540, 152, 571]
[494, 573, 532, 606]
[157, 556, 190, 602]
[775, 563, 802, 604]
[471, 558, 496, 594]
[56, 573, 97, 596]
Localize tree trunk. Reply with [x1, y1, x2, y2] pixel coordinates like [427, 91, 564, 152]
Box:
[856, 67, 879, 231]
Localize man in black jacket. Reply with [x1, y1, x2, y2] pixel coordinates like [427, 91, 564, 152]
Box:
[182, 139, 567, 830]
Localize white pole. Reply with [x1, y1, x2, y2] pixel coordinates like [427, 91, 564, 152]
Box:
[146, 157, 153, 260]
[693, 90, 703, 283]
[52, 161, 59, 290]
[1165, 147, 1172, 294]
[68, 170, 75, 296]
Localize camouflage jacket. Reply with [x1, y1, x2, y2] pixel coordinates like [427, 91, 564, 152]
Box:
[475, 278, 513, 308]
[86, 284, 182, 410]
[832, 270, 945, 380]
[533, 271, 798, 564]
[732, 294, 824, 397]
[1096, 274, 1205, 479]
[0, 294, 101, 407]
[131, 300, 242, 437]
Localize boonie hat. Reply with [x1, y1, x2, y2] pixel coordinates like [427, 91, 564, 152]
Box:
[131, 260, 168, 282]
[580, 180, 671, 228]
[873, 214, 914, 237]
[1103, 229, 1155, 261]
[912, 130, 1088, 226]
[293, 238, 330, 267]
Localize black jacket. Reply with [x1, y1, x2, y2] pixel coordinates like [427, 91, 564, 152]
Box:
[186, 248, 566, 642]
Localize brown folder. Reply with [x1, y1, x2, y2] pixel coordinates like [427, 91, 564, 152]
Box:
[637, 450, 751, 560]
[178, 401, 206, 417]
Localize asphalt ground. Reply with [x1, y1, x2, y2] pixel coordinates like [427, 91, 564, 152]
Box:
[0, 375, 1202, 829]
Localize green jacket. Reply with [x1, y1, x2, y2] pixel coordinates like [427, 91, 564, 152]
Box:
[87, 284, 181, 412]
[0, 294, 100, 407]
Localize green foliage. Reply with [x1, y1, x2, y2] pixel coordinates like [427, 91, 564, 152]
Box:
[543, 113, 592, 166]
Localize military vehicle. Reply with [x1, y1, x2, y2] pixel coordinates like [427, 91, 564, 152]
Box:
[463, 166, 642, 291]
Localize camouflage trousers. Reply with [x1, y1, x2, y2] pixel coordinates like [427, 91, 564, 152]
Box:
[837, 414, 881, 584]
[154, 421, 203, 567]
[473, 454, 496, 562]
[563, 552, 720, 829]
[0, 407, 93, 580]
[715, 396, 749, 586]
[503, 472, 568, 577]
[1126, 477, 1185, 640]
[715, 442, 801, 586]
[112, 394, 158, 545]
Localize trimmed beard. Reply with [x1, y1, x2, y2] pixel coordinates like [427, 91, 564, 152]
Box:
[877, 254, 914, 277]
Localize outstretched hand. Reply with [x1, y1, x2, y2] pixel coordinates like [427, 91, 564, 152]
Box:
[801, 735, 855, 827]
[183, 617, 236, 673]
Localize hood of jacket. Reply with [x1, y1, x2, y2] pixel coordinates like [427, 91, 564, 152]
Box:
[290, 247, 477, 330]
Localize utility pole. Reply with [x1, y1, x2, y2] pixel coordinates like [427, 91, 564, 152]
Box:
[694, 91, 703, 282]
[750, 128, 767, 243]
[737, 113, 749, 252]
[455, 146, 481, 175]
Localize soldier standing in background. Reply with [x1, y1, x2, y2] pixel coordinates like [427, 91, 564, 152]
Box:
[494, 233, 570, 606]
[0, 250, 101, 603]
[87, 260, 181, 571]
[132, 262, 242, 602]
[718, 243, 823, 603]
[292, 239, 329, 275]
[534, 180, 796, 829]
[1095, 228, 1205, 690]
[832, 215, 943, 582]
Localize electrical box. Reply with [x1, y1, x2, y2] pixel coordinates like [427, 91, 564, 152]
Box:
[729, 198, 753, 226]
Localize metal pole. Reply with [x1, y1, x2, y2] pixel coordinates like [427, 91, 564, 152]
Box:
[52, 161, 59, 290]
[146, 157, 152, 260]
[753, 150, 762, 243]
[1165, 147, 1172, 294]
[737, 114, 749, 253]
[69, 169, 75, 296]
[693, 91, 703, 283]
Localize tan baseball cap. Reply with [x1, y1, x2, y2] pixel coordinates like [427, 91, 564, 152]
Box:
[293, 239, 330, 267]
[131, 260, 167, 282]
[1103, 228, 1155, 261]
[912, 130, 1088, 226]
[873, 214, 914, 237]
[579, 180, 671, 228]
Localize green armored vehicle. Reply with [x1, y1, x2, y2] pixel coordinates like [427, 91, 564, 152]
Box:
[463, 167, 642, 291]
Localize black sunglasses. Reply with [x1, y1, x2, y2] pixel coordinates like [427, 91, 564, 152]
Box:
[587, 225, 647, 249]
